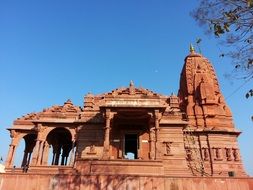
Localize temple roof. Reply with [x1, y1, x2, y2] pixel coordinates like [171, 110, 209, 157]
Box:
[15, 99, 81, 123]
[83, 82, 169, 110]
[102, 81, 162, 98]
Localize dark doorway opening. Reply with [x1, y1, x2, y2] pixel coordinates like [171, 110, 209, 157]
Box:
[124, 134, 138, 159]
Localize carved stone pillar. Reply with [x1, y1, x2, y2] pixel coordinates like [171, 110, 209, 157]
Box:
[31, 124, 46, 166]
[37, 141, 45, 165]
[31, 140, 41, 166]
[5, 130, 18, 167]
[27, 152, 32, 165]
[233, 148, 240, 161]
[41, 142, 50, 165]
[5, 144, 16, 167]
[61, 154, 65, 166]
[54, 144, 61, 165]
[103, 109, 111, 159]
[149, 120, 155, 160]
[69, 140, 76, 166]
[51, 152, 56, 165]
[154, 109, 161, 159]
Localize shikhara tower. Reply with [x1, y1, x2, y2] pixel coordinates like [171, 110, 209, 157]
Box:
[1, 48, 250, 190]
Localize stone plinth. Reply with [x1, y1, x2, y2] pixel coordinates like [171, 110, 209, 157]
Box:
[0, 173, 253, 190]
[75, 159, 164, 175]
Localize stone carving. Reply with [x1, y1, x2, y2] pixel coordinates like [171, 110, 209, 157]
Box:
[169, 94, 179, 108]
[163, 142, 173, 156]
[225, 148, 232, 161]
[213, 148, 222, 161]
[84, 93, 95, 109]
[185, 147, 192, 161]
[35, 124, 46, 133]
[87, 145, 97, 155]
[10, 130, 17, 138]
[129, 80, 135, 95]
[103, 84, 159, 98]
[199, 78, 215, 104]
[14, 100, 81, 122]
[62, 99, 81, 112]
[18, 112, 38, 120]
[42, 99, 81, 114]
[34, 124, 47, 140]
[178, 51, 234, 129]
[202, 148, 209, 161]
[233, 148, 240, 161]
[76, 125, 83, 133]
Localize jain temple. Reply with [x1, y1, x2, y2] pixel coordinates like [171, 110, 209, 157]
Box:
[1, 48, 252, 190]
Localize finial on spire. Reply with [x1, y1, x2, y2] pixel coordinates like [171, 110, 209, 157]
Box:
[129, 80, 135, 95]
[65, 99, 72, 105]
[130, 80, 134, 87]
[190, 44, 195, 53]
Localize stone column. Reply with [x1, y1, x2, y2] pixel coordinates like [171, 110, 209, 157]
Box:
[103, 109, 111, 159]
[31, 140, 41, 166]
[61, 154, 65, 165]
[27, 152, 32, 165]
[5, 130, 18, 168]
[31, 123, 46, 166]
[51, 152, 56, 165]
[54, 144, 61, 165]
[37, 141, 45, 165]
[154, 110, 161, 159]
[41, 142, 50, 165]
[5, 144, 16, 167]
[149, 119, 155, 160]
[69, 140, 76, 166]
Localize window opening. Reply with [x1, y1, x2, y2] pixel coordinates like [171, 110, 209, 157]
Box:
[124, 134, 138, 159]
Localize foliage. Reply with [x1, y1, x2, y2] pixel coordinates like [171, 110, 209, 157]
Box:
[192, 0, 253, 85]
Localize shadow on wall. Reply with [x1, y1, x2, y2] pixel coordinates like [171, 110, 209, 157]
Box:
[50, 172, 163, 190]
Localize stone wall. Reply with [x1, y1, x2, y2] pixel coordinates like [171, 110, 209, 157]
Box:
[1, 173, 253, 190]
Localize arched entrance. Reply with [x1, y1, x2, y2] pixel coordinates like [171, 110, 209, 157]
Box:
[46, 128, 73, 166]
[22, 134, 37, 167]
[14, 134, 37, 167]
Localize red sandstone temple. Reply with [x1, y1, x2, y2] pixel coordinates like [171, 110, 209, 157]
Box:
[1, 49, 252, 190]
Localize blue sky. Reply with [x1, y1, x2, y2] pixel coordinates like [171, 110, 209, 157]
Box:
[0, 1, 252, 175]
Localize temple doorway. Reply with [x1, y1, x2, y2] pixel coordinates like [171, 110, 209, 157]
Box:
[124, 134, 138, 159]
